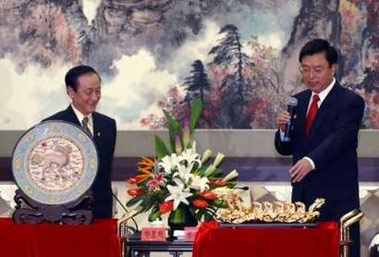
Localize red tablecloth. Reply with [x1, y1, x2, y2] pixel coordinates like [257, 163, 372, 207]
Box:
[193, 221, 339, 257]
[0, 218, 121, 257]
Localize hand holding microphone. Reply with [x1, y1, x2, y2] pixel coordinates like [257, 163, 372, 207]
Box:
[277, 97, 298, 142]
[277, 112, 291, 131]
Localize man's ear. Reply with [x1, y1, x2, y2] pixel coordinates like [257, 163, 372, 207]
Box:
[331, 63, 337, 76]
[67, 86, 74, 98]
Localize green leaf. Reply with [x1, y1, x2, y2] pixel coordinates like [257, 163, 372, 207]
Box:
[168, 205, 186, 224]
[140, 198, 153, 210]
[163, 110, 178, 129]
[203, 211, 214, 222]
[163, 110, 179, 152]
[214, 199, 227, 208]
[126, 195, 143, 207]
[148, 209, 162, 222]
[190, 99, 202, 134]
[209, 170, 223, 179]
[155, 135, 170, 159]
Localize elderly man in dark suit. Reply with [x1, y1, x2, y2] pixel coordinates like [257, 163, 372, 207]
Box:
[44, 65, 116, 219]
[275, 39, 364, 257]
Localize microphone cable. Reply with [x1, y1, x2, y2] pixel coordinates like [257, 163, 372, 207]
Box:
[112, 192, 139, 231]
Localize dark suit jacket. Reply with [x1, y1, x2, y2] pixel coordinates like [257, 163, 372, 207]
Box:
[43, 106, 116, 218]
[275, 82, 364, 221]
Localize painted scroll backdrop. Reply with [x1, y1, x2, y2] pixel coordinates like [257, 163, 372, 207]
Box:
[0, 0, 377, 130]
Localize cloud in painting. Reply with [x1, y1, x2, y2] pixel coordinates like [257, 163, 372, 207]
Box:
[163, 20, 222, 79]
[208, 0, 301, 50]
[0, 58, 70, 130]
[99, 49, 178, 129]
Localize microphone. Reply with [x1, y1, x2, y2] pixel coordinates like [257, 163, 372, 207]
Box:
[112, 192, 139, 231]
[235, 186, 249, 191]
[283, 97, 298, 142]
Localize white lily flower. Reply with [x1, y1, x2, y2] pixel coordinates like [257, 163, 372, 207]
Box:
[222, 169, 239, 182]
[179, 147, 201, 168]
[192, 141, 197, 151]
[159, 153, 180, 174]
[190, 175, 210, 192]
[172, 177, 184, 187]
[166, 184, 193, 210]
[174, 163, 194, 183]
[213, 152, 225, 167]
[203, 164, 216, 176]
[201, 149, 212, 163]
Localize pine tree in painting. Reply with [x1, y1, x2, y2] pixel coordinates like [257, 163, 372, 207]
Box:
[183, 59, 211, 104]
[209, 24, 253, 128]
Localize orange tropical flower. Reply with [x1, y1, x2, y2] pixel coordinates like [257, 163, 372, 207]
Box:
[138, 156, 155, 171]
[135, 157, 156, 183]
[125, 175, 149, 185]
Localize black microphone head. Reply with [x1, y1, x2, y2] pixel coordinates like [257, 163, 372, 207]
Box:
[236, 186, 249, 191]
[283, 97, 297, 142]
[287, 97, 298, 114]
[287, 97, 298, 107]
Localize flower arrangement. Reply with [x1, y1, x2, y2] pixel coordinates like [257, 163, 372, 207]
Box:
[125, 99, 239, 227]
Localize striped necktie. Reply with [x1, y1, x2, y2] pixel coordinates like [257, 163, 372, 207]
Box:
[82, 117, 92, 136]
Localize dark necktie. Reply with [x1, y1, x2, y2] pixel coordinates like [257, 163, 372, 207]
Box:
[305, 94, 320, 136]
[82, 117, 92, 136]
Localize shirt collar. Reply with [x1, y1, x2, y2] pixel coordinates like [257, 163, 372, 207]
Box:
[70, 103, 93, 127]
[311, 77, 335, 104]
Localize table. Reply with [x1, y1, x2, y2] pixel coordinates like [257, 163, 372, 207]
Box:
[0, 218, 121, 257]
[126, 239, 193, 257]
[193, 221, 340, 257]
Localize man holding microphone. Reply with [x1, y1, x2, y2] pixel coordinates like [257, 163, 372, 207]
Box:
[274, 39, 364, 257]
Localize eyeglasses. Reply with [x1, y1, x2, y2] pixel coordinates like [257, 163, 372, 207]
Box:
[299, 66, 327, 77]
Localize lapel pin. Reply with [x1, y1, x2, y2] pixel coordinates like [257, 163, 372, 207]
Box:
[97, 132, 101, 137]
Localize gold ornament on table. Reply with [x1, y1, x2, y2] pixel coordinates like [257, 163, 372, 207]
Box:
[217, 192, 325, 224]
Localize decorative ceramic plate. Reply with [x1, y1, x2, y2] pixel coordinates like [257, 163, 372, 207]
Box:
[12, 121, 98, 205]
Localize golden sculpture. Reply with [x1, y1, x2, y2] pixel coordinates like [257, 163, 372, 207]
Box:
[217, 192, 325, 224]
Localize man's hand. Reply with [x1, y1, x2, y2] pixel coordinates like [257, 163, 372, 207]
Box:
[290, 159, 314, 182]
[276, 111, 290, 132]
